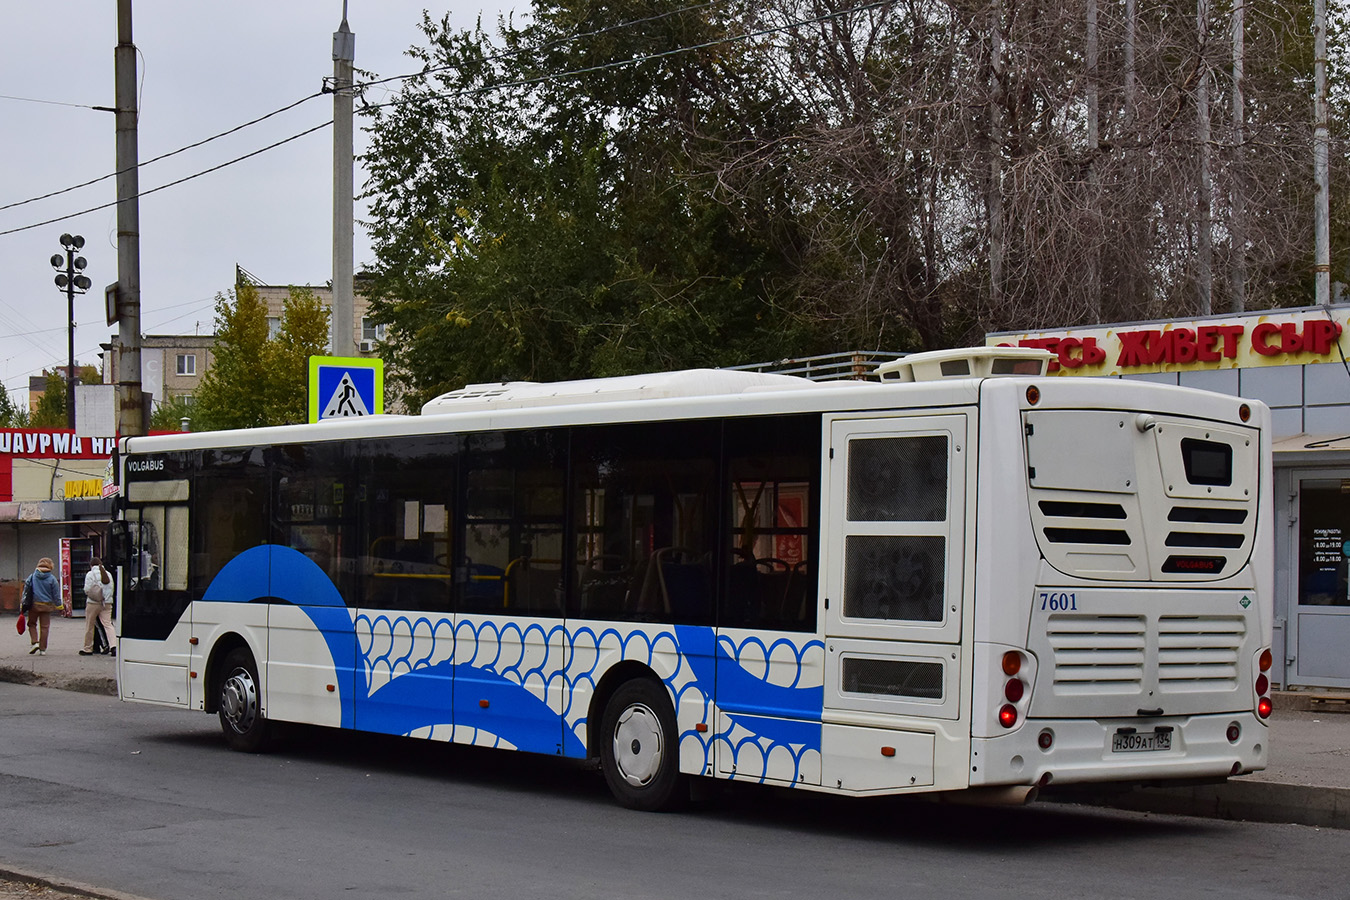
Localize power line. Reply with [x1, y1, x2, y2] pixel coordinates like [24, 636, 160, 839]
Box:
[0, 93, 106, 110]
[0, 92, 324, 214]
[365, 0, 892, 111]
[355, 0, 732, 93]
[0, 121, 332, 238]
[6, 4, 729, 219]
[0, 1, 833, 238]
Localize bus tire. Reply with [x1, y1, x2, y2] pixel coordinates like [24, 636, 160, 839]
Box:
[217, 647, 271, 753]
[599, 678, 686, 811]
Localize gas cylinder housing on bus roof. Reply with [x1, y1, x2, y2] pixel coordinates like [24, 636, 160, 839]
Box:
[874, 347, 1053, 383]
[420, 368, 830, 414]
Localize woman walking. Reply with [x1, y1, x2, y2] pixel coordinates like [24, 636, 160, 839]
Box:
[80, 557, 117, 657]
[23, 558, 64, 655]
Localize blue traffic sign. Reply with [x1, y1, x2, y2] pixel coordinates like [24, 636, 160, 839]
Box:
[308, 356, 384, 422]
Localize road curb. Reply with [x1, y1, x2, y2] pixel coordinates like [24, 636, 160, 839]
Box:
[0, 864, 156, 900]
[1050, 780, 1350, 830]
[0, 665, 115, 697]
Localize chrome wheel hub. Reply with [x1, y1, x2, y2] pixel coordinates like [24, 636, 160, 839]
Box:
[612, 702, 663, 788]
[221, 667, 258, 734]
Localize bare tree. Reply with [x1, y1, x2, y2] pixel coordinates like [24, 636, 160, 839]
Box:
[688, 0, 1336, 349]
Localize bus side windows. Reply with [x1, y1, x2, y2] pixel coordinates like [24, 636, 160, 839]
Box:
[723, 415, 822, 633]
[359, 436, 458, 613]
[461, 430, 567, 617]
[571, 421, 718, 626]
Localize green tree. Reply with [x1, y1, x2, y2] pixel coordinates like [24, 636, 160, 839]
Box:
[150, 393, 196, 432]
[28, 366, 102, 428]
[192, 285, 269, 431]
[362, 1, 814, 408]
[30, 373, 67, 428]
[263, 287, 332, 425]
[192, 284, 331, 431]
[0, 382, 18, 427]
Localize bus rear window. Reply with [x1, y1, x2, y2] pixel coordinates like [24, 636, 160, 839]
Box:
[1180, 438, 1232, 487]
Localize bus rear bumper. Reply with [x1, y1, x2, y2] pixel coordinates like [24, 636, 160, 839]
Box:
[970, 712, 1269, 788]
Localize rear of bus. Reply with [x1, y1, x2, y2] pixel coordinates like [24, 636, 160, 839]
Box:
[970, 376, 1272, 791]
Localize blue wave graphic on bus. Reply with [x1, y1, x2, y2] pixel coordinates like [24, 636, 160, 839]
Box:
[203, 546, 584, 755]
[675, 625, 823, 750]
[203, 545, 823, 775]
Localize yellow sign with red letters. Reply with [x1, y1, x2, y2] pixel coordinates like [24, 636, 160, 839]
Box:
[988, 307, 1350, 375]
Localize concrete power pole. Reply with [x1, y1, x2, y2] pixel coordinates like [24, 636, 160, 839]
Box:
[1313, 0, 1330, 306]
[331, 9, 356, 357]
[115, 0, 144, 437]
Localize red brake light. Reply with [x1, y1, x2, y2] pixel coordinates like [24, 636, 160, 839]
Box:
[1004, 679, 1025, 702]
[1001, 651, 1022, 676]
[998, 704, 1018, 728]
[1255, 674, 1269, 696]
[1257, 697, 1273, 719]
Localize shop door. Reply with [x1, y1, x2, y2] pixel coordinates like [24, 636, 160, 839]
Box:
[1290, 474, 1350, 689]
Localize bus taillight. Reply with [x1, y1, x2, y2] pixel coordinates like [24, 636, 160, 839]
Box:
[1255, 647, 1273, 719]
[997, 649, 1033, 729]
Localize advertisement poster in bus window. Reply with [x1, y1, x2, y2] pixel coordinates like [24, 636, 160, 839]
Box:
[775, 488, 807, 566]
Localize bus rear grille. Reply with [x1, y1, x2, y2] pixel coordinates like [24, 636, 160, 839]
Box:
[1158, 615, 1246, 691]
[1047, 615, 1145, 695]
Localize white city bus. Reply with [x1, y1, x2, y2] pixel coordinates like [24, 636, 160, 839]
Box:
[113, 347, 1274, 810]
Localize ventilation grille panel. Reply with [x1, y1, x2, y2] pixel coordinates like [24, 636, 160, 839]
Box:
[1046, 615, 1146, 695]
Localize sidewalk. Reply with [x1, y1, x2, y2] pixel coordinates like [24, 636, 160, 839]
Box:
[1, 613, 1347, 828]
[0, 611, 116, 696]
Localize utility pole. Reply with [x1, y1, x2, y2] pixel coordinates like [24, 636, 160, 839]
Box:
[1313, 0, 1330, 305]
[115, 0, 144, 436]
[331, 4, 356, 357]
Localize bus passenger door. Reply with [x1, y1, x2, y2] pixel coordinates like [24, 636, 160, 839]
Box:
[119, 487, 193, 706]
[820, 413, 972, 793]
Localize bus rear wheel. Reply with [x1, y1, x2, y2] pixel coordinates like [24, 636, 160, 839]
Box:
[218, 647, 271, 753]
[599, 678, 686, 811]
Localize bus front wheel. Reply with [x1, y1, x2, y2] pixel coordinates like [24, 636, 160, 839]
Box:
[217, 647, 271, 753]
[599, 678, 686, 811]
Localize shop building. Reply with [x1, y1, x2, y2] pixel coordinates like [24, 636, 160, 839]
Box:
[992, 304, 1350, 690]
[0, 428, 115, 611]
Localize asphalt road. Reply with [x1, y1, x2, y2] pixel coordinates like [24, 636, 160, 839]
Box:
[2, 683, 1347, 900]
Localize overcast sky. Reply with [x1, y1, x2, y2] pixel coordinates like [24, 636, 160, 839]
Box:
[0, 1, 514, 404]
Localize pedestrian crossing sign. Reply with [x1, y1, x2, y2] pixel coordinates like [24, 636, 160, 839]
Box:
[308, 355, 384, 423]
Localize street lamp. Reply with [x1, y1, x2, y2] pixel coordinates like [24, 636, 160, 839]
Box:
[51, 233, 92, 430]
